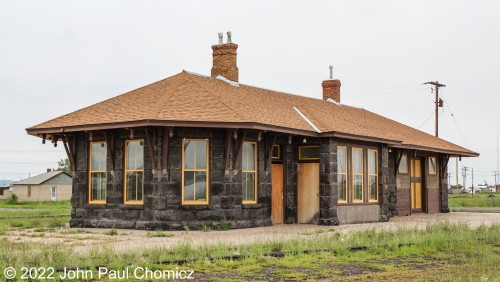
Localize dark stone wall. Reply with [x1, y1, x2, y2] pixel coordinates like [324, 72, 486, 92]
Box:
[379, 145, 396, 221]
[387, 150, 398, 217]
[70, 128, 272, 230]
[439, 154, 450, 213]
[319, 138, 339, 225]
[284, 142, 297, 224]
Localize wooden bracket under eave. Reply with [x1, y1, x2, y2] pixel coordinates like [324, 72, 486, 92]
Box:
[265, 133, 277, 173]
[162, 127, 170, 177]
[233, 130, 247, 175]
[441, 155, 450, 175]
[395, 149, 404, 175]
[104, 131, 116, 171]
[62, 134, 77, 177]
[224, 129, 232, 176]
[144, 128, 157, 172]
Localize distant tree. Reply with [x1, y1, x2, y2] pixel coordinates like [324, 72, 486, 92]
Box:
[56, 158, 71, 173]
[449, 184, 463, 189]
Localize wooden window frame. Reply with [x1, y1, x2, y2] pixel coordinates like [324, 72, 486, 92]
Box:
[124, 139, 145, 205]
[298, 145, 320, 161]
[181, 138, 210, 205]
[51, 186, 57, 200]
[242, 141, 258, 204]
[428, 157, 437, 175]
[351, 147, 364, 203]
[337, 146, 348, 204]
[272, 144, 281, 160]
[368, 149, 379, 203]
[89, 141, 107, 204]
[398, 153, 409, 174]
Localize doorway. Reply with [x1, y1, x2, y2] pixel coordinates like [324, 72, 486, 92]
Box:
[271, 164, 284, 224]
[410, 159, 423, 211]
[297, 162, 320, 224]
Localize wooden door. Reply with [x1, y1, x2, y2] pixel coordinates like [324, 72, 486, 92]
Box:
[411, 159, 422, 210]
[272, 164, 284, 224]
[297, 163, 320, 224]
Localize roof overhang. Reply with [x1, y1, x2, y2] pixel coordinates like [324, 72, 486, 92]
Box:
[27, 120, 478, 158]
[390, 144, 479, 157]
[26, 120, 319, 138]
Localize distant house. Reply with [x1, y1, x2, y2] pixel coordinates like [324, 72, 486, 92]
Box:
[12, 170, 72, 201]
[0, 180, 13, 199]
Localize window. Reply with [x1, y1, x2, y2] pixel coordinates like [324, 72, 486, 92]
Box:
[299, 146, 320, 160]
[398, 154, 408, 174]
[28, 186, 31, 197]
[51, 186, 57, 200]
[124, 140, 144, 204]
[368, 150, 378, 202]
[272, 144, 281, 160]
[428, 157, 437, 175]
[352, 148, 363, 202]
[182, 139, 209, 205]
[337, 146, 348, 203]
[242, 141, 257, 204]
[0, 189, 3, 196]
[89, 141, 107, 204]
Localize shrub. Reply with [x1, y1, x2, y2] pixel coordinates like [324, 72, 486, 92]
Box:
[218, 216, 232, 231]
[105, 228, 118, 236]
[6, 193, 18, 205]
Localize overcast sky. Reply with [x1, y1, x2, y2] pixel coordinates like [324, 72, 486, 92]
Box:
[1, 1, 499, 187]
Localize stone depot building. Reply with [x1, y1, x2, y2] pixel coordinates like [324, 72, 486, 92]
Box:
[26, 33, 477, 230]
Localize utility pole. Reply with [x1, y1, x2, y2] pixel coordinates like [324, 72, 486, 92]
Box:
[462, 166, 468, 194]
[471, 168, 475, 198]
[456, 158, 459, 195]
[448, 172, 453, 193]
[494, 171, 499, 193]
[424, 81, 446, 137]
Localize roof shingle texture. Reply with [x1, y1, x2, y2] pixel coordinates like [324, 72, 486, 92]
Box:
[28, 71, 476, 156]
[13, 171, 69, 185]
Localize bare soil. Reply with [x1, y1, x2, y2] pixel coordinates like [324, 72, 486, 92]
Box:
[4, 212, 500, 254]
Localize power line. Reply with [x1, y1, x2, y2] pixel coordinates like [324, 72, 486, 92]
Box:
[417, 109, 436, 129]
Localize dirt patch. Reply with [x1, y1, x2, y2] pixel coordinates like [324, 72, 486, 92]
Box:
[1, 212, 499, 254]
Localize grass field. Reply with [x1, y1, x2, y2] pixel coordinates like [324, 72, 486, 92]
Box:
[449, 192, 499, 208]
[0, 200, 499, 280]
[0, 199, 71, 210]
[0, 222, 499, 281]
[0, 200, 70, 232]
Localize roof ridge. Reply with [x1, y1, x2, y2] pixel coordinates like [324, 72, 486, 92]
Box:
[304, 103, 388, 139]
[185, 74, 246, 122]
[152, 72, 191, 119]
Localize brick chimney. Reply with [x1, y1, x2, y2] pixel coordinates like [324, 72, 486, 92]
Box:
[322, 66, 341, 103]
[47, 168, 52, 172]
[211, 31, 239, 82]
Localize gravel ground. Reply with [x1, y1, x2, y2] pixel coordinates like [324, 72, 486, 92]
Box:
[5, 212, 500, 254]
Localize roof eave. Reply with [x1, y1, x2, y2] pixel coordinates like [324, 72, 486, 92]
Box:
[26, 120, 319, 138]
[390, 144, 479, 157]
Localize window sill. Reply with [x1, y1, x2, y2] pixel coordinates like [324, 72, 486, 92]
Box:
[338, 202, 380, 206]
[119, 204, 144, 210]
[242, 202, 261, 208]
[180, 205, 211, 210]
[83, 204, 107, 209]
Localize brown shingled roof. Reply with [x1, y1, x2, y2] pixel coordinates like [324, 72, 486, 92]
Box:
[26, 71, 478, 157]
